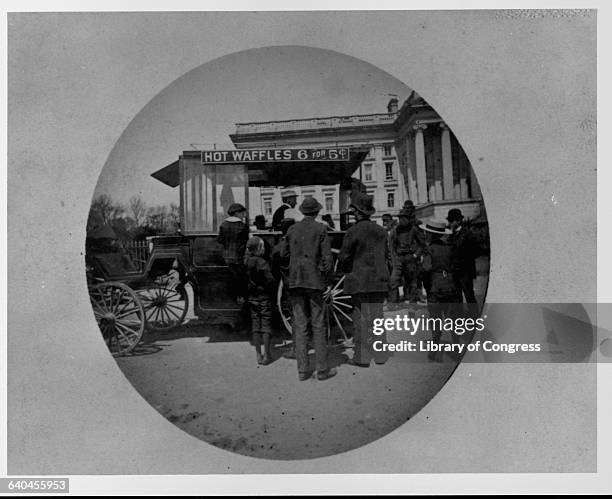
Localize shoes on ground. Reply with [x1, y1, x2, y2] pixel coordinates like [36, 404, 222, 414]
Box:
[347, 358, 370, 368]
[298, 371, 312, 381]
[317, 367, 338, 381]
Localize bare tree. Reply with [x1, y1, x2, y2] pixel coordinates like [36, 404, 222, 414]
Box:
[88, 194, 124, 229]
[129, 195, 147, 227]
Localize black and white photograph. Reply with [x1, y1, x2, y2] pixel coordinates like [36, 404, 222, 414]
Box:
[4, 5, 610, 495]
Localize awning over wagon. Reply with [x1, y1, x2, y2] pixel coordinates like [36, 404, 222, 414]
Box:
[151, 147, 370, 188]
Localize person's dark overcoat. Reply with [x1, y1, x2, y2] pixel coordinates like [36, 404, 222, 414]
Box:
[447, 226, 478, 279]
[281, 216, 333, 290]
[337, 218, 391, 294]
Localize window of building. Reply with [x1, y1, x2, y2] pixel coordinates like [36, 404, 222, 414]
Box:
[364, 164, 373, 182]
[387, 191, 395, 208]
[385, 162, 394, 180]
[383, 145, 393, 157]
[325, 196, 334, 212]
[263, 199, 272, 216]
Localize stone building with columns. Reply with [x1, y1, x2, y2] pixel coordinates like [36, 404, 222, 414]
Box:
[229, 93, 483, 225]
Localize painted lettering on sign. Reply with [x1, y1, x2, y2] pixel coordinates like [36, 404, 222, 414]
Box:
[201, 148, 349, 163]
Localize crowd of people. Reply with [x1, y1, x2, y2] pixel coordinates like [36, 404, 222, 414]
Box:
[216, 191, 482, 381]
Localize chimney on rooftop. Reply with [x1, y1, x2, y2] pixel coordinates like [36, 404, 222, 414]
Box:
[387, 97, 399, 114]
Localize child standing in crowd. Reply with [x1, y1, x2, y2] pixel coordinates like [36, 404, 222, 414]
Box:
[245, 236, 275, 365]
[217, 203, 249, 305]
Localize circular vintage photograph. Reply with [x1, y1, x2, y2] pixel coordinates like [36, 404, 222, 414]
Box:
[85, 46, 490, 459]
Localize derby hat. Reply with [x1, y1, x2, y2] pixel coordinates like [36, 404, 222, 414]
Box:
[446, 208, 464, 222]
[419, 219, 452, 235]
[350, 193, 376, 216]
[227, 203, 247, 215]
[299, 197, 323, 215]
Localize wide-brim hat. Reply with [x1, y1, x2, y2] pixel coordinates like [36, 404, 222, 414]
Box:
[350, 193, 376, 216]
[419, 219, 452, 235]
[446, 208, 464, 222]
[281, 189, 297, 198]
[299, 197, 323, 215]
[228, 202, 247, 215]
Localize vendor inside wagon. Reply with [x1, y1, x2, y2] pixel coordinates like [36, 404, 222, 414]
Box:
[272, 189, 299, 231]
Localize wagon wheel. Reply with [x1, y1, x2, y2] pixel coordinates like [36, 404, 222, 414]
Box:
[276, 251, 353, 344]
[89, 282, 146, 356]
[138, 285, 189, 331]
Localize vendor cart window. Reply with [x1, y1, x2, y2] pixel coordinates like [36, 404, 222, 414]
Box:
[180, 160, 247, 234]
[181, 159, 215, 233]
[215, 164, 248, 225]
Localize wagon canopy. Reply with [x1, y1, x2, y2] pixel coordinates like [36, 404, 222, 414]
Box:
[151, 147, 370, 188]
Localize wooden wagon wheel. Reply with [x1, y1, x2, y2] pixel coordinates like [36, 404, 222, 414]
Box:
[89, 282, 146, 356]
[276, 251, 353, 343]
[138, 285, 189, 331]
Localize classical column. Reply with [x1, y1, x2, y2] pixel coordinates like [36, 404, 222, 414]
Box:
[459, 154, 468, 199]
[414, 124, 428, 204]
[440, 122, 454, 200]
[405, 135, 418, 202]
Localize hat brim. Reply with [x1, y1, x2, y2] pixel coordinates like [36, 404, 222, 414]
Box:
[419, 223, 452, 235]
[299, 202, 323, 215]
[349, 204, 376, 216]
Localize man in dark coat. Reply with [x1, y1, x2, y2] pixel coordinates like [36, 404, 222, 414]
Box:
[389, 207, 426, 304]
[280, 197, 337, 381]
[419, 219, 458, 361]
[217, 203, 249, 304]
[272, 189, 298, 231]
[446, 208, 478, 308]
[337, 193, 392, 366]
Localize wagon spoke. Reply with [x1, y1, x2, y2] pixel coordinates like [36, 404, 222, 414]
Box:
[332, 309, 349, 341]
[162, 305, 182, 320]
[332, 275, 345, 292]
[333, 303, 353, 322]
[114, 306, 143, 320]
[115, 320, 139, 339]
[332, 294, 351, 301]
[332, 299, 352, 309]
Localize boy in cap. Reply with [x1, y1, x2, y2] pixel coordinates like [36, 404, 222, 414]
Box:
[217, 203, 249, 305]
[337, 193, 392, 366]
[280, 197, 337, 381]
[244, 236, 275, 365]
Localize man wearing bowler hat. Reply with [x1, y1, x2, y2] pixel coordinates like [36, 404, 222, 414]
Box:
[281, 197, 337, 381]
[446, 208, 478, 307]
[272, 189, 298, 231]
[338, 193, 392, 366]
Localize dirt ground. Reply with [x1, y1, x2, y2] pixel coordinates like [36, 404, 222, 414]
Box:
[115, 305, 461, 460]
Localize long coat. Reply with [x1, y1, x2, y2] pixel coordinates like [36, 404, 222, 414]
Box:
[447, 226, 478, 279]
[272, 203, 291, 231]
[281, 216, 333, 291]
[337, 219, 391, 294]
